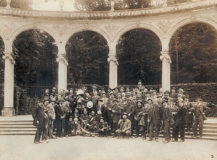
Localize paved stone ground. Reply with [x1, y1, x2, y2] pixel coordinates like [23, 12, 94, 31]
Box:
[0, 136, 217, 160]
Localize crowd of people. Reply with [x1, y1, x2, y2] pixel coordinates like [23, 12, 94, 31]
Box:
[32, 81, 209, 144]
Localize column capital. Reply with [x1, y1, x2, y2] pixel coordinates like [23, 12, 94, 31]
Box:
[108, 54, 118, 65]
[3, 52, 15, 64]
[160, 51, 171, 64]
[56, 54, 68, 66]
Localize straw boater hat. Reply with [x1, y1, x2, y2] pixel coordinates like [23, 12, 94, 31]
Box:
[77, 89, 84, 96]
[86, 101, 93, 109]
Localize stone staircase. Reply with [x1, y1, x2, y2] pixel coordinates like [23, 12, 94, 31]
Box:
[0, 116, 36, 135]
[0, 116, 216, 140]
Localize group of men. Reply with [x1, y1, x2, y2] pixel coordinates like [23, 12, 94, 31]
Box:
[32, 81, 208, 144]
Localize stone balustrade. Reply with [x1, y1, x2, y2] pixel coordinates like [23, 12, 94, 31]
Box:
[0, 0, 216, 19]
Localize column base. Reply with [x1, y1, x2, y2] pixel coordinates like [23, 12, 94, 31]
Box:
[2, 107, 15, 117]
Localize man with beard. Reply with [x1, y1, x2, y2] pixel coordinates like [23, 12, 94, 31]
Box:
[115, 114, 132, 137]
[148, 98, 161, 141]
[162, 99, 173, 143]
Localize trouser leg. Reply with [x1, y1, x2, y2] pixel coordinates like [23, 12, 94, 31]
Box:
[164, 121, 170, 141]
[42, 118, 49, 140]
[174, 125, 179, 141]
[199, 119, 204, 137]
[34, 125, 43, 143]
[154, 124, 159, 140]
[48, 119, 54, 138]
[149, 123, 154, 140]
[193, 120, 199, 136]
[180, 125, 185, 140]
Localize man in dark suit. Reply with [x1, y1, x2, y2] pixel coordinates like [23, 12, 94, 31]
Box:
[173, 100, 187, 142]
[33, 102, 47, 144]
[148, 98, 160, 141]
[162, 99, 173, 143]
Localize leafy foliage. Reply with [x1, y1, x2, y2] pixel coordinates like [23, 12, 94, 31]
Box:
[0, 0, 32, 9]
[74, 0, 151, 11]
[170, 23, 217, 84]
[117, 29, 162, 85]
[66, 31, 109, 85]
[13, 30, 58, 91]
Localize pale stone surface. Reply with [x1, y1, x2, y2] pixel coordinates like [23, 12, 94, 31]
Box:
[57, 54, 68, 92]
[0, 136, 216, 160]
[3, 52, 15, 116]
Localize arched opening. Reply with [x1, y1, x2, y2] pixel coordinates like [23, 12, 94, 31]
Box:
[13, 29, 58, 115]
[66, 30, 109, 86]
[169, 22, 217, 84]
[117, 28, 162, 85]
[0, 37, 4, 115]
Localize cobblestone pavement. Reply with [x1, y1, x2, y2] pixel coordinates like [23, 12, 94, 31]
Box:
[0, 136, 217, 160]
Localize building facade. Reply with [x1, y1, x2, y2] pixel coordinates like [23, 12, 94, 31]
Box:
[0, 0, 217, 116]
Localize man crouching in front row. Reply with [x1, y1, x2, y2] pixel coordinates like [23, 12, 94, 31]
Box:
[115, 113, 132, 137]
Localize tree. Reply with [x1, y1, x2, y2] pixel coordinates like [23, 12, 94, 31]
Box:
[74, 0, 151, 11]
[117, 29, 162, 85]
[66, 31, 109, 85]
[170, 23, 217, 83]
[0, 0, 32, 9]
[13, 30, 58, 96]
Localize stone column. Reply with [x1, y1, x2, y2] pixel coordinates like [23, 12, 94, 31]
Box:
[2, 52, 15, 116]
[57, 54, 68, 92]
[108, 54, 118, 89]
[160, 51, 171, 92]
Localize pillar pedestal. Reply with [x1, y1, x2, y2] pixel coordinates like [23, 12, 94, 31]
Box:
[2, 108, 15, 116]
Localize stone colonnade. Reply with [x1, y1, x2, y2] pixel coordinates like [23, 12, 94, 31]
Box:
[1, 31, 171, 117]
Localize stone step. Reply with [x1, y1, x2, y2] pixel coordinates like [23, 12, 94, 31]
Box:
[0, 128, 36, 131]
[0, 126, 36, 128]
[0, 133, 35, 135]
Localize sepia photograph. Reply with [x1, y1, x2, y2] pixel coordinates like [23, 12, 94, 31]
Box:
[0, 0, 217, 160]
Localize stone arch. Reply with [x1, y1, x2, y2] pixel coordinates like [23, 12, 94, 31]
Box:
[63, 25, 111, 47]
[9, 24, 58, 49]
[167, 17, 217, 44]
[113, 23, 164, 52]
[0, 30, 6, 49]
